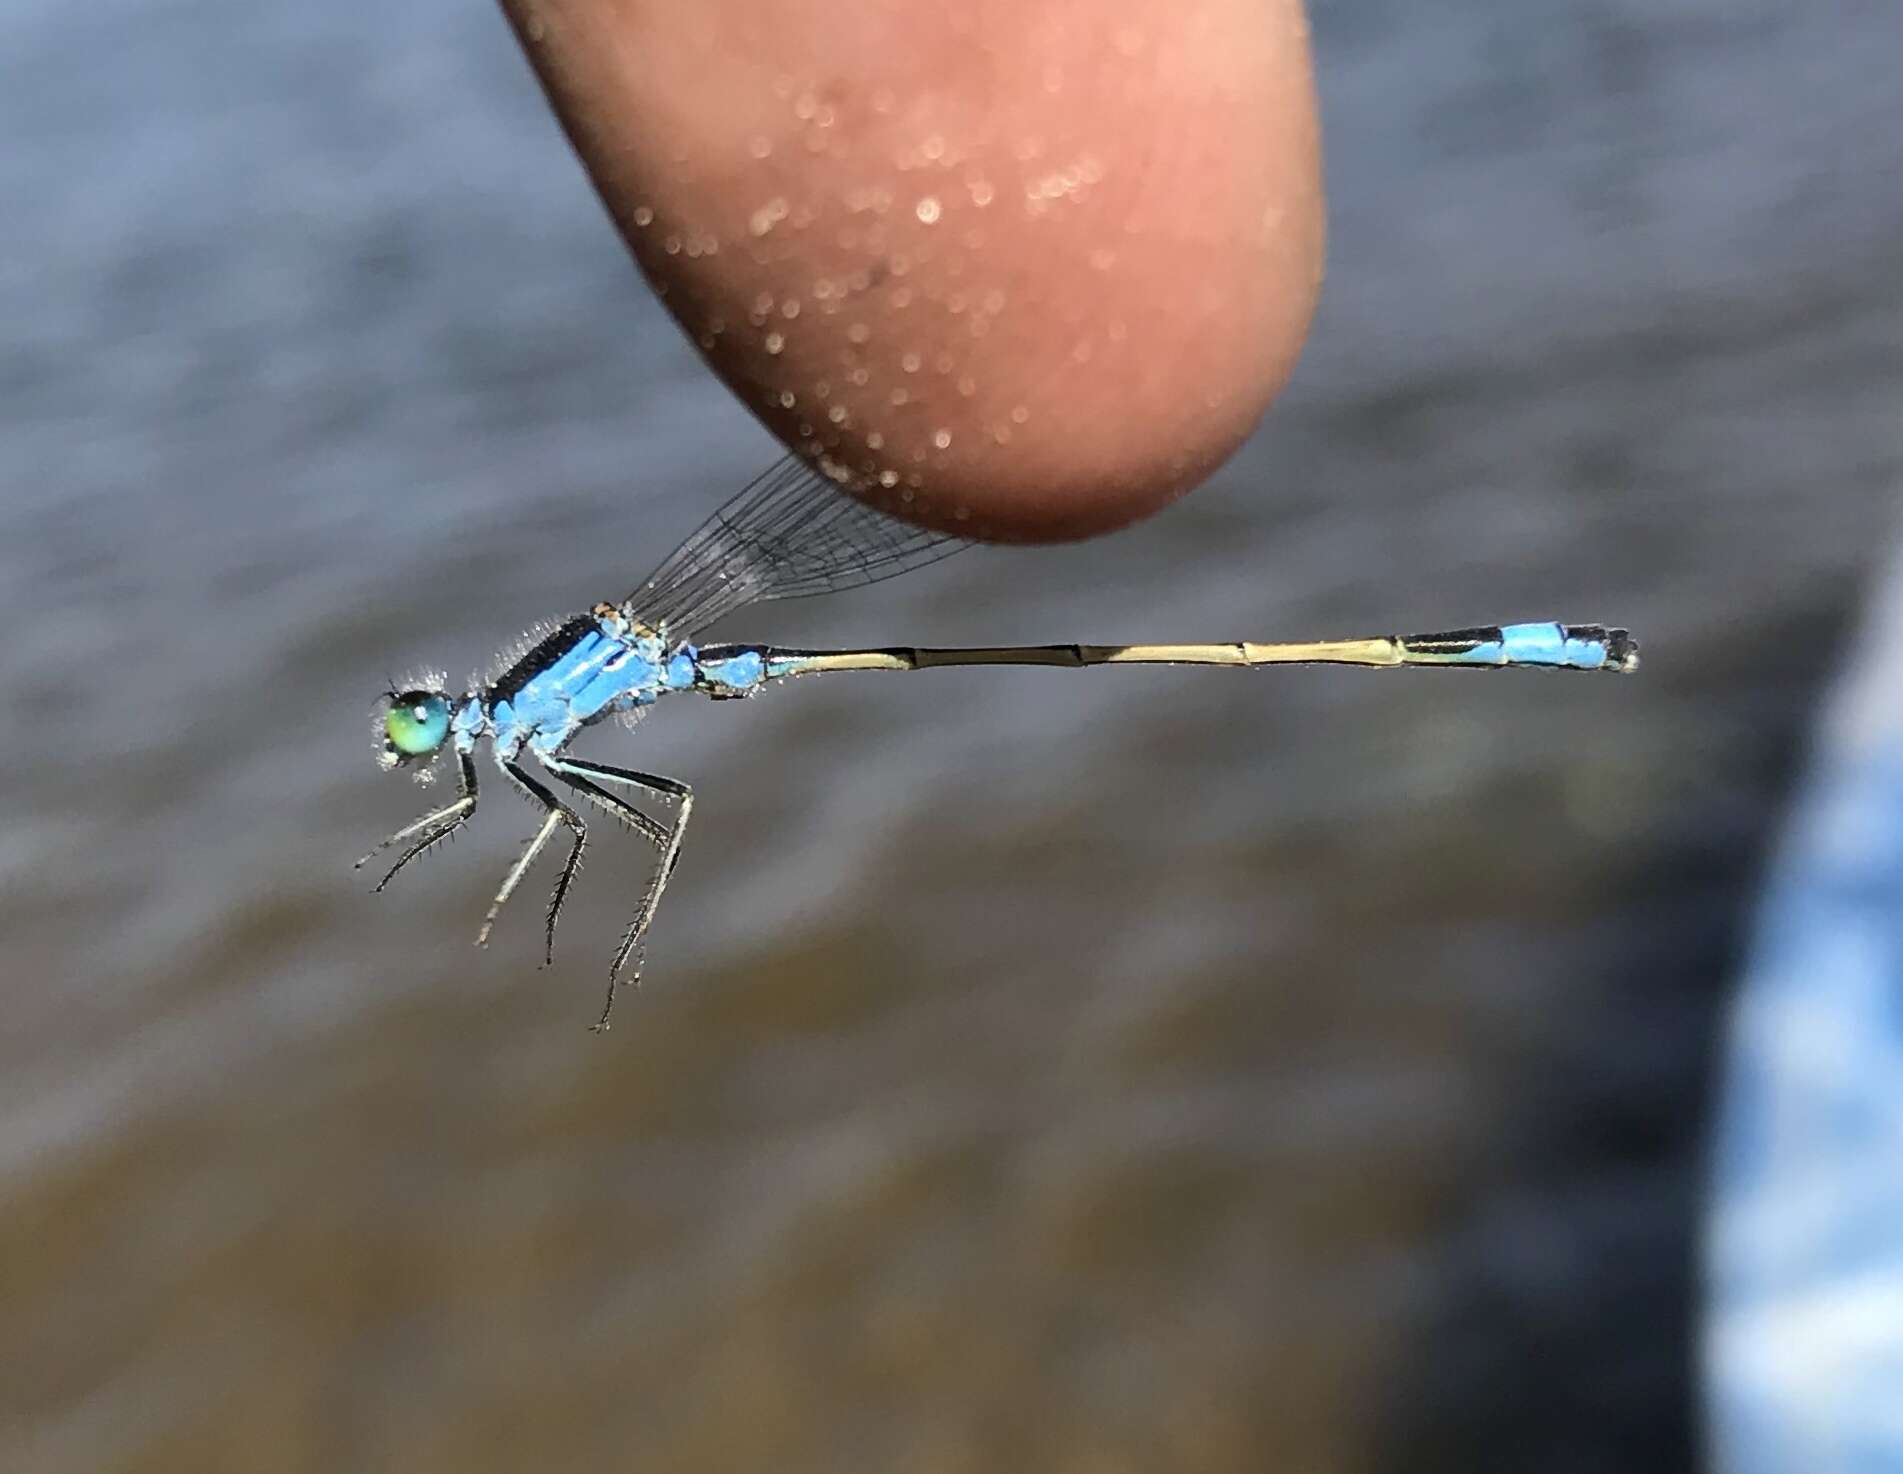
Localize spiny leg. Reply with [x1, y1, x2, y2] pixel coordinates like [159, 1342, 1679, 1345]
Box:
[357, 752, 479, 892]
[544, 760, 673, 1031]
[556, 759, 693, 973]
[480, 761, 586, 964]
[544, 763, 671, 851]
[547, 756, 693, 1032]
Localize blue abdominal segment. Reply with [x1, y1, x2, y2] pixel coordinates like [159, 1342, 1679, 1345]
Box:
[1498, 621, 1566, 666]
[1559, 628, 1612, 670]
[1501, 621, 1610, 669]
[1402, 622, 1618, 670]
[689, 645, 768, 698]
[662, 649, 699, 691]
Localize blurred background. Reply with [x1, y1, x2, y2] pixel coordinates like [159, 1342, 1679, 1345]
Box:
[4, 0, 1901, 1469]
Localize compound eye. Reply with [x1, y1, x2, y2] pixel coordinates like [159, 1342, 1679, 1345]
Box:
[384, 690, 450, 757]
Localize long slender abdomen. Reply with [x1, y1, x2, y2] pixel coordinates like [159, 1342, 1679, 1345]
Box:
[716, 621, 1638, 681]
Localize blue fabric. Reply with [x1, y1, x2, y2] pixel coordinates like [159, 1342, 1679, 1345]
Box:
[1708, 550, 1903, 1470]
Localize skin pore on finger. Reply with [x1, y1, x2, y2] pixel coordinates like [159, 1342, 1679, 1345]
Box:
[498, 0, 1324, 541]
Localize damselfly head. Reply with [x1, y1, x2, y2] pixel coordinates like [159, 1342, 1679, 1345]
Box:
[376, 684, 451, 782]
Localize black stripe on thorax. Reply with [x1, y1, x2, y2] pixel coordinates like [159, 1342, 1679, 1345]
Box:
[491, 616, 600, 704]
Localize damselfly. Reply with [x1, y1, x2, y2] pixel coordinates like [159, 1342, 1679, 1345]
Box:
[361, 456, 1639, 1030]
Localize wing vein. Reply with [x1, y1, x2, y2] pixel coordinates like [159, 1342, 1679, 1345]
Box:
[626, 455, 965, 637]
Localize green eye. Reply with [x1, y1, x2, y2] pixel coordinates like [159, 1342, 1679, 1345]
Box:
[385, 691, 450, 756]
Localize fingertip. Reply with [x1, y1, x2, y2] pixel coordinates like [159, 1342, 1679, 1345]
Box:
[504, 0, 1324, 539]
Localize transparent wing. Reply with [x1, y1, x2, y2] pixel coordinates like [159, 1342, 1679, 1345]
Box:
[626, 455, 965, 638]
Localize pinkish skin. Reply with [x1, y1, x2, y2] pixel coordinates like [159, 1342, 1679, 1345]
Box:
[498, 0, 1325, 542]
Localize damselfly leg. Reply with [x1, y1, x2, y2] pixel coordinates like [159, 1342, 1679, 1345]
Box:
[356, 751, 480, 891]
[546, 763, 672, 852]
[479, 762, 586, 964]
[546, 756, 694, 1032]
